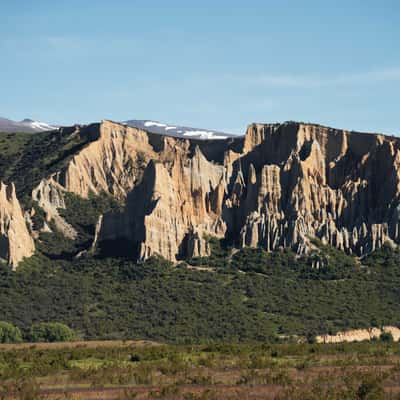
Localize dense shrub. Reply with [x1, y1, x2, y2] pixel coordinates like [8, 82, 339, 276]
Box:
[29, 322, 75, 343]
[0, 321, 22, 343]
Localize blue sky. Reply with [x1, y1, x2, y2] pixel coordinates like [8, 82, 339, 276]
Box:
[1, 0, 399, 134]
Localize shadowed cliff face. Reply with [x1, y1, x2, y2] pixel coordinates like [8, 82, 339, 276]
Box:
[5, 119, 400, 267]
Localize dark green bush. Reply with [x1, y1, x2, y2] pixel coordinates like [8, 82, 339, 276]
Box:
[379, 331, 394, 342]
[356, 377, 384, 399]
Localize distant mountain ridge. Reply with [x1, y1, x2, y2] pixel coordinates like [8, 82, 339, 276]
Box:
[0, 117, 57, 133]
[0, 116, 238, 140]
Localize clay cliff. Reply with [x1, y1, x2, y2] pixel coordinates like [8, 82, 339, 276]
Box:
[0, 182, 34, 268]
[91, 120, 400, 261]
[3, 119, 400, 267]
[236, 123, 400, 255]
[32, 120, 233, 261]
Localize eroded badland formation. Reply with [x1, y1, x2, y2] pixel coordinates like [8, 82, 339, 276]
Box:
[2, 120, 400, 267]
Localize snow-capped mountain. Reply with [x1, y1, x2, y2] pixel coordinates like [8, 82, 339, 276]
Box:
[1, 116, 237, 139]
[0, 117, 58, 133]
[124, 119, 238, 140]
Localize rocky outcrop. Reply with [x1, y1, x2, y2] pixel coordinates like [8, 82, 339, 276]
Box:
[316, 326, 400, 343]
[234, 123, 400, 256]
[97, 146, 226, 260]
[49, 120, 158, 199]
[31, 120, 233, 261]
[95, 121, 400, 261]
[28, 120, 161, 247]
[0, 182, 35, 268]
[32, 177, 77, 239]
[27, 119, 400, 263]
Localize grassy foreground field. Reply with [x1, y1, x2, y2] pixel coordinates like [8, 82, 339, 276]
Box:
[1, 340, 400, 399]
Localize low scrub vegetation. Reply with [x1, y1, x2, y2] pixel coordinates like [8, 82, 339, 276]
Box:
[0, 341, 399, 399]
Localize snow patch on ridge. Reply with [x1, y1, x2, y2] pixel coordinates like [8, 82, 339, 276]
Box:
[144, 121, 167, 128]
[183, 130, 229, 140]
[28, 121, 58, 131]
[124, 119, 237, 141]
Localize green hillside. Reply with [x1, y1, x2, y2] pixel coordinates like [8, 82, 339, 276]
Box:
[0, 237, 398, 343]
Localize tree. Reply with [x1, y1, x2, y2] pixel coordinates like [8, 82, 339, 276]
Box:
[0, 321, 22, 343]
[379, 331, 394, 342]
[306, 331, 316, 344]
[29, 322, 75, 343]
[356, 377, 384, 399]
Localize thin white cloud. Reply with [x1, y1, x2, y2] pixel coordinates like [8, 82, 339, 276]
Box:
[229, 68, 400, 89]
[328, 68, 400, 85]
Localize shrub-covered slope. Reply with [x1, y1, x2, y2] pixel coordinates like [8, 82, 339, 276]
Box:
[0, 236, 399, 343]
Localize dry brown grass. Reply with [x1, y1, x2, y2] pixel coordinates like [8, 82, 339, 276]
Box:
[0, 339, 158, 351]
